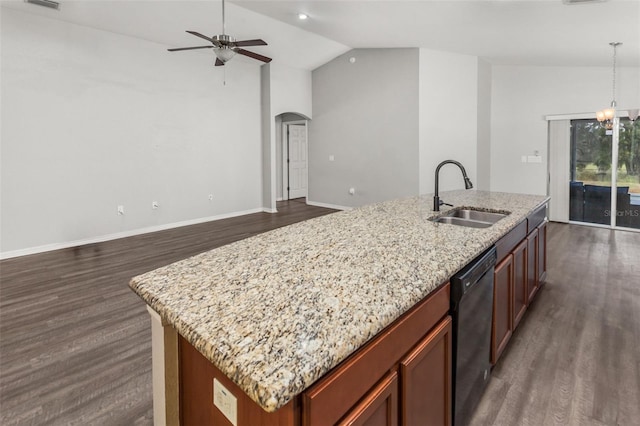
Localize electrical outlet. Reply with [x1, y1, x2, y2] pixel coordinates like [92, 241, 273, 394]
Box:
[117, 205, 124, 215]
[152, 201, 159, 209]
[208, 194, 214, 201]
[213, 379, 237, 426]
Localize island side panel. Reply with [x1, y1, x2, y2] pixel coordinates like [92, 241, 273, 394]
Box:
[178, 336, 300, 426]
[147, 306, 180, 426]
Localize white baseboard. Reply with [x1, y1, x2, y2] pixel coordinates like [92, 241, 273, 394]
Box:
[262, 207, 278, 213]
[0, 207, 264, 260]
[306, 200, 352, 211]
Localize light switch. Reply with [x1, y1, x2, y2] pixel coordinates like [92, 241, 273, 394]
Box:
[329, 155, 335, 162]
[528, 155, 542, 163]
[521, 156, 528, 163]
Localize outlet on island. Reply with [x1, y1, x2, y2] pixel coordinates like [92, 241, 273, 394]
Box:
[213, 379, 237, 426]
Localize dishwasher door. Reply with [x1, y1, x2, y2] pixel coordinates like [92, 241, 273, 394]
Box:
[451, 246, 496, 426]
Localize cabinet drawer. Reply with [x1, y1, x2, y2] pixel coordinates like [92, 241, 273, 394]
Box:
[527, 204, 547, 233]
[495, 220, 527, 263]
[302, 283, 450, 426]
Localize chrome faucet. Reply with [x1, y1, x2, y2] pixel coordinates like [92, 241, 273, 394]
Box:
[433, 160, 473, 211]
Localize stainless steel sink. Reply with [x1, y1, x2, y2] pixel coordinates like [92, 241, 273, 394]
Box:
[432, 216, 493, 228]
[446, 209, 507, 224]
[430, 208, 509, 228]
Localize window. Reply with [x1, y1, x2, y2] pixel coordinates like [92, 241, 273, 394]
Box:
[569, 118, 640, 229]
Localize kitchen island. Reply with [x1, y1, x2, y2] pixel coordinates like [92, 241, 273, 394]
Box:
[129, 190, 548, 425]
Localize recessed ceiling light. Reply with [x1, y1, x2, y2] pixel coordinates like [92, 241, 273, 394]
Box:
[298, 13, 308, 20]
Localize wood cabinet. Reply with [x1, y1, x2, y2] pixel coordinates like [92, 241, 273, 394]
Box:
[336, 313, 452, 426]
[338, 371, 399, 426]
[527, 205, 548, 302]
[178, 335, 299, 426]
[303, 284, 451, 426]
[400, 317, 452, 426]
[512, 240, 528, 329]
[492, 203, 548, 365]
[526, 228, 539, 304]
[491, 255, 513, 364]
[175, 282, 451, 426]
[537, 221, 547, 284]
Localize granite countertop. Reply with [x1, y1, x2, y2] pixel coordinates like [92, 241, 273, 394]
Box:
[129, 190, 548, 412]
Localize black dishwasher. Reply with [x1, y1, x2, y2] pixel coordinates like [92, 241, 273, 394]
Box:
[450, 246, 497, 426]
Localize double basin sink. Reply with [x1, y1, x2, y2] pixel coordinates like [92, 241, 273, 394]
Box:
[430, 208, 509, 229]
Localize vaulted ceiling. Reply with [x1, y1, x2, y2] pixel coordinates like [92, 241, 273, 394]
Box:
[2, 0, 639, 69]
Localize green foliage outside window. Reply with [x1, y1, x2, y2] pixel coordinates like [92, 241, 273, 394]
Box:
[572, 118, 640, 193]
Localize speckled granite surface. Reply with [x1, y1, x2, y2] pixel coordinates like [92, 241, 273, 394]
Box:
[129, 190, 548, 412]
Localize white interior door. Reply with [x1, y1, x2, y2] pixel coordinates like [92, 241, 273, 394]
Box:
[286, 124, 308, 199]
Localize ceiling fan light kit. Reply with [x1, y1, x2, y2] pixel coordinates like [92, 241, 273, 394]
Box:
[167, 0, 272, 67]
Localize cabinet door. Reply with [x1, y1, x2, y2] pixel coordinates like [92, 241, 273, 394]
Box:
[302, 284, 450, 426]
[400, 316, 452, 426]
[512, 240, 527, 329]
[537, 222, 547, 284]
[492, 255, 513, 365]
[526, 229, 539, 304]
[338, 371, 399, 426]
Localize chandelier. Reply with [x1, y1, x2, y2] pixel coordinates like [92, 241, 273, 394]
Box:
[596, 42, 621, 131]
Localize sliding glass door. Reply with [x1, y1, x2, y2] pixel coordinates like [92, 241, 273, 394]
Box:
[569, 118, 640, 229]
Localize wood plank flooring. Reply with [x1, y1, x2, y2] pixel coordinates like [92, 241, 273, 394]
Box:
[1, 208, 638, 425]
[0, 199, 336, 426]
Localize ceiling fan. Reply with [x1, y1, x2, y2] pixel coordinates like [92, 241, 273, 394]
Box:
[168, 0, 272, 66]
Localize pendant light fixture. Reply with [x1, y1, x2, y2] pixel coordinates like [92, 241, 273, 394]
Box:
[596, 42, 621, 130]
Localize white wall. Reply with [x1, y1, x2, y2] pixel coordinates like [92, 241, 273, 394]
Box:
[1, 8, 263, 256]
[309, 49, 420, 208]
[476, 59, 492, 191]
[490, 65, 640, 195]
[260, 65, 273, 212]
[418, 49, 479, 195]
[261, 63, 312, 211]
[270, 64, 312, 118]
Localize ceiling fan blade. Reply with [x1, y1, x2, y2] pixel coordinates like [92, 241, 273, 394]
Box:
[215, 58, 225, 67]
[233, 39, 268, 47]
[186, 30, 215, 43]
[234, 48, 272, 63]
[168, 46, 214, 52]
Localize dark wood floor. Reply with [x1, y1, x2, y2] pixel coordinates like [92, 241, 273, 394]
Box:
[1, 205, 638, 425]
[0, 199, 335, 425]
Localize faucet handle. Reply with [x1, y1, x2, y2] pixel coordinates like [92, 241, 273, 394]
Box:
[440, 201, 453, 207]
